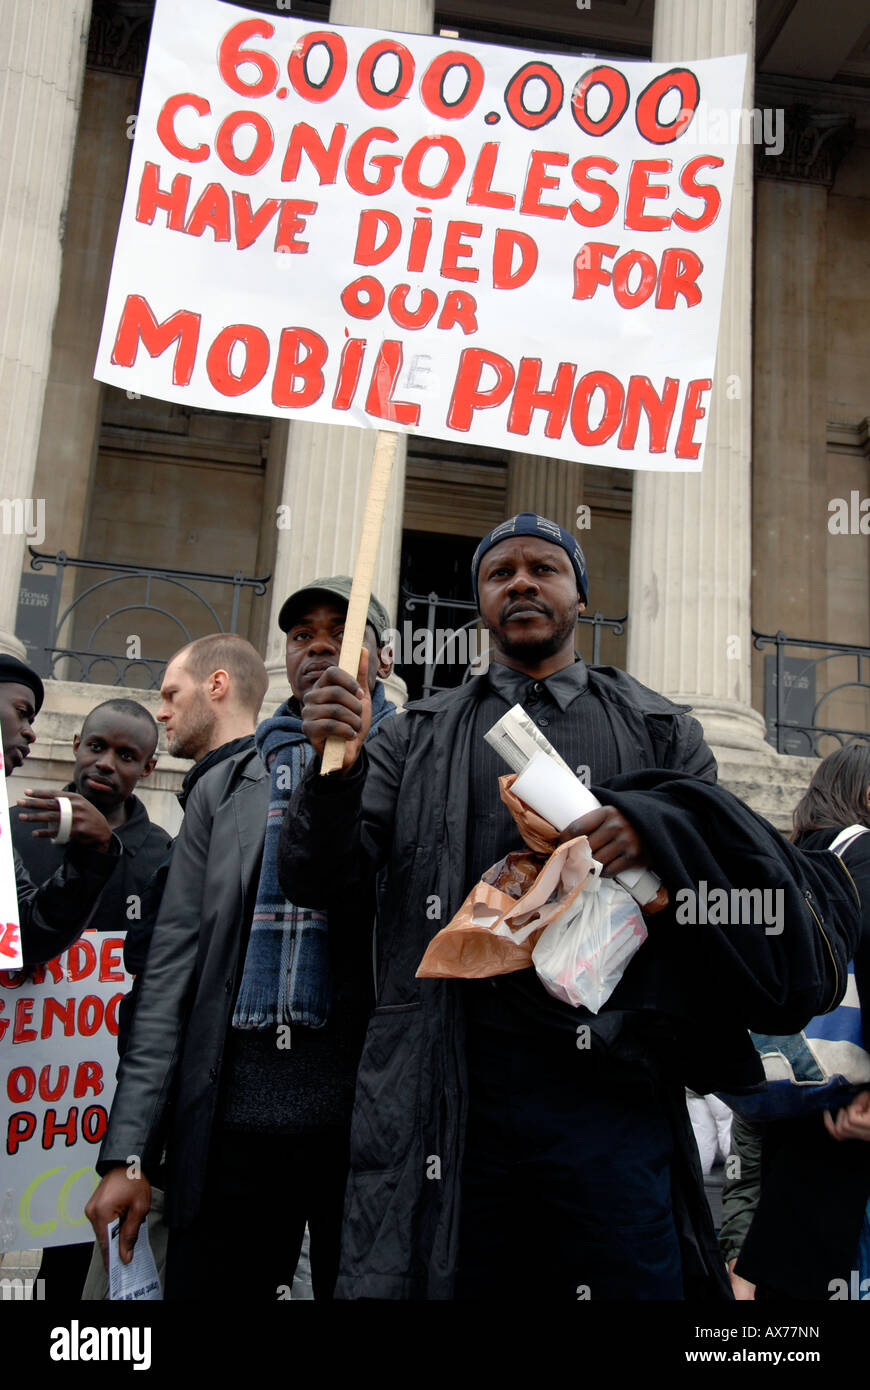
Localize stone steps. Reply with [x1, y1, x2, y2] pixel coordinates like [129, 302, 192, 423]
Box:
[713, 748, 818, 833]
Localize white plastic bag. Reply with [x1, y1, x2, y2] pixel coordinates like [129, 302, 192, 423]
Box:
[531, 872, 648, 1013]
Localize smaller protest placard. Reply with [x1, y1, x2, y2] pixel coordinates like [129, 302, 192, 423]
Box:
[0, 932, 130, 1250]
[0, 755, 23, 971]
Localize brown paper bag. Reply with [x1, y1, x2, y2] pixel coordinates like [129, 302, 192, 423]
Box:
[500, 771, 669, 915]
[416, 833, 596, 980]
[497, 772, 559, 852]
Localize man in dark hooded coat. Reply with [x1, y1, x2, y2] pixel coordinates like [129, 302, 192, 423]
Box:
[279, 513, 859, 1301]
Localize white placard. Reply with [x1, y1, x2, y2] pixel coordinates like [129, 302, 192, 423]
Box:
[94, 0, 746, 471]
[0, 758, 23, 971]
[0, 933, 131, 1250]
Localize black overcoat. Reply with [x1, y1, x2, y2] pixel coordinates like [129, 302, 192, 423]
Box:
[281, 668, 860, 1299]
[96, 746, 269, 1227]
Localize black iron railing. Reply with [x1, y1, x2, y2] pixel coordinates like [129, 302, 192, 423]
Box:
[399, 588, 626, 698]
[753, 629, 870, 756]
[22, 550, 270, 689]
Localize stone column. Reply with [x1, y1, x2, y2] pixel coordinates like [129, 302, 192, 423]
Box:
[0, 0, 93, 657]
[31, 69, 141, 663]
[751, 176, 828, 713]
[627, 0, 764, 751]
[506, 454, 582, 535]
[264, 420, 410, 674]
[264, 0, 434, 687]
[750, 106, 854, 722]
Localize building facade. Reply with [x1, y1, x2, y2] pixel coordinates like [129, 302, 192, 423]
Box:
[1, 0, 869, 831]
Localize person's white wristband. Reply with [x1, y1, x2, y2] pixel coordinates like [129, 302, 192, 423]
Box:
[51, 796, 74, 845]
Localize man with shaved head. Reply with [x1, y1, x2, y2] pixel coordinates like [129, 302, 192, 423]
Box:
[81, 633, 271, 1301]
[121, 632, 272, 1038]
[158, 633, 269, 765]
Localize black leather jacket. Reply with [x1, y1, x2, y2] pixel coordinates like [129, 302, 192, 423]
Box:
[14, 838, 123, 967]
[96, 745, 269, 1228]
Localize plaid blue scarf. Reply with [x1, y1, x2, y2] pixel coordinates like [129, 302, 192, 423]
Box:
[232, 682, 395, 1031]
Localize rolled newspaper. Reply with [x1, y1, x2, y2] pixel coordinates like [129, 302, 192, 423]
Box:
[485, 705, 664, 909]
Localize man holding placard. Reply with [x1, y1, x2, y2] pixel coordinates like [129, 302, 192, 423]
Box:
[280, 515, 717, 1299]
[0, 654, 124, 968]
[87, 593, 394, 1300]
[279, 512, 856, 1301]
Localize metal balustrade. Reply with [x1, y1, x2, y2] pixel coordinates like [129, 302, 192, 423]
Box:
[399, 587, 627, 698]
[753, 629, 870, 756]
[22, 549, 270, 689]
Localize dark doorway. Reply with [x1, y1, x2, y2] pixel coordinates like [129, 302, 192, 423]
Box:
[397, 530, 481, 701]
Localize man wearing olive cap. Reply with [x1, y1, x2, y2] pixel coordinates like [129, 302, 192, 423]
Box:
[0, 654, 122, 965]
[88, 584, 394, 1300]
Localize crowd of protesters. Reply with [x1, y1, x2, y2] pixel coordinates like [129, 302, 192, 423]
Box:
[4, 511, 869, 1301]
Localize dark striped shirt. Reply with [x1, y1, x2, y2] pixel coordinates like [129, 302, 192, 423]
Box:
[466, 657, 623, 890]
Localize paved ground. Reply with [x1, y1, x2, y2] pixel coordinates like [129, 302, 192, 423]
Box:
[3, 1177, 723, 1303]
[0, 1231, 314, 1300]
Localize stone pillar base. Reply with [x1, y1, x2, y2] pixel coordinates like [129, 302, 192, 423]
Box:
[682, 697, 770, 754]
[0, 631, 27, 660]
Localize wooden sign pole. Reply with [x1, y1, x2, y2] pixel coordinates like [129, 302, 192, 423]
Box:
[321, 428, 399, 775]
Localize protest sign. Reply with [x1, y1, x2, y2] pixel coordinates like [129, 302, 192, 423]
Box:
[95, 0, 745, 472]
[0, 757, 23, 972]
[0, 933, 129, 1250]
